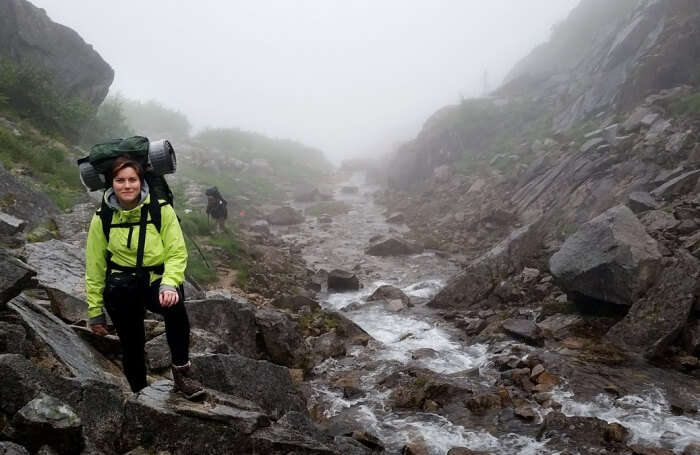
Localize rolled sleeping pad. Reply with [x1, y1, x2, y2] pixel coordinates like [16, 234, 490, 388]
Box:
[78, 159, 107, 191]
[149, 139, 176, 175]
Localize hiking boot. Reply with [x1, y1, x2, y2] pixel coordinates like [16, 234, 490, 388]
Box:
[171, 362, 206, 400]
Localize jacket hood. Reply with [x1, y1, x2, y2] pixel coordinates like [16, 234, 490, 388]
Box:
[104, 181, 150, 211]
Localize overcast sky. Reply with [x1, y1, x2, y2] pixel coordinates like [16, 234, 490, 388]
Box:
[32, 0, 578, 163]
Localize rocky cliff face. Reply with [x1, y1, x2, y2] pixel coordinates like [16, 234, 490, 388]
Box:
[0, 0, 114, 105]
[383, 0, 700, 191]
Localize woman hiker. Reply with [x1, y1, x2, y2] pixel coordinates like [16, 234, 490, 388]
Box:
[84, 155, 204, 400]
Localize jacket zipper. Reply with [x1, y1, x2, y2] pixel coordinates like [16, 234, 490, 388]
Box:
[127, 226, 133, 249]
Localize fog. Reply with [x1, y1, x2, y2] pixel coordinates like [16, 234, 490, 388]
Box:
[32, 0, 578, 162]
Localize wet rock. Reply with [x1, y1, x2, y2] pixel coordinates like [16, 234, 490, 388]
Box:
[650, 170, 700, 200]
[266, 206, 304, 226]
[550, 205, 661, 306]
[447, 447, 493, 455]
[0, 250, 36, 307]
[683, 442, 700, 455]
[345, 431, 384, 452]
[0, 321, 26, 354]
[0, 442, 30, 455]
[146, 329, 231, 371]
[327, 269, 360, 292]
[0, 211, 26, 236]
[270, 295, 321, 314]
[502, 319, 543, 346]
[640, 210, 680, 232]
[9, 393, 83, 455]
[683, 320, 700, 356]
[387, 212, 405, 223]
[190, 354, 307, 418]
[628, 445, 675, 455]
[514, 405, 536, 420]
[186, 297, 258, 358]
[627, 191, 659, 213]
[430, 222, 541, 309]
[365, 237, 422, 256]
[70, 325, 121, 357]
[0, 354, 124, 454]
[607, 251, 700, 359]
[367, 285, 410, 305]
[539, 411, 629, 451]
[250, 219, 271, 235]
[402, 441, 429, 455]
[460, 318, 488, 336]
[255, 307, 310, 370]
[251, 410, 350, 454]
[7, 294, 119, 382]
[23, 240, 86, 323]
[122, 381, 270, 454]
[537, 314, 584, 339]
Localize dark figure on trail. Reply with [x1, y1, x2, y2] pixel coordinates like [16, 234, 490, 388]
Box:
[205, 186, 228, 233]
[85, 156, 205, 400]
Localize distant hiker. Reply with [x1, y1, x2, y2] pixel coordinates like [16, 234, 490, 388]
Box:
[85, 156, 205, 400]
[205, 186, 228, 233]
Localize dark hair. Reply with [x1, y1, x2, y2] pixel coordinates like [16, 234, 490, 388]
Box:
[110, 155, 144, 183]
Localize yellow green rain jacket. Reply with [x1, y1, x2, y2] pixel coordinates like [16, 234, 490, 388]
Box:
[85, 186, 187, 325]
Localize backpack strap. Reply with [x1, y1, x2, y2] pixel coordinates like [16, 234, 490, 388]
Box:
[98, 196, 114, 241]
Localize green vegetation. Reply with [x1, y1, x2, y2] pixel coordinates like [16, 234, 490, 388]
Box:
[304, 201, 351, 217]
[670, 92, 700, 118]
[0, 58, 93, 140]
[449, 97, 554, 176]
[0, 125, 82, 209]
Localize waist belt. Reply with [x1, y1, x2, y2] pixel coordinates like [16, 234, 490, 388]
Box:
[107, 260, 164, 275]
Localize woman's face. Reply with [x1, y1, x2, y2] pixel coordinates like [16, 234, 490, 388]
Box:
[113, 166, 141, 208]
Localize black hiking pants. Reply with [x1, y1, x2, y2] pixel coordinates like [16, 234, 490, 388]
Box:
[104, 280, 189, 392]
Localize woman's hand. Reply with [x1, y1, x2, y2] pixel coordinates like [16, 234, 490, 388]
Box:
[91, 323, 108, 337]
[159, 289, 179, 307]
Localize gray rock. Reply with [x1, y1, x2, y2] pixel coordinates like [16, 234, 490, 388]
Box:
[640, 210, 680, 232]
[182, 280, 205, 301]
[429, 222, 541, 309]
[266, 207, 304, 226]
[250, 220, 271, 235]
[367, 285, 410, 305]
[666, 131, 692, 156]
[540, 412, 629, 452]
[622, 107, 654, 132]
[537, 314, 584, 338]
[603, 123, 619, 146]
[190, 354, 307, 419]
[146, 329, 231, 371]
[651, 170, 700, 200]
[627, 191, 659, 213]
[308, 331, 346, 363]
[0, 164, 59, 230]
[607, 252, 700, 359]
[270, 295, 321, 313]
[502, 319, 543, 346]
[0, 442, 30, 455]
[0, 321, 26, 354]
[0, 211, 27, 236]
[250, 411, 342, 454]
[327, 269, 360, 292]
[640, 113, 660, 128]
[550, 205, 661, 306]
[0, 250, 36, 306]
[580, 138, 604, 154]
[683, 320, 700, 356]
[70, 325, 120, 357]
[365, 237, 423, 256]
[583, 129, 603, 140]
[24, 240, 86, 323]
[11, 393, 83, 455]
[53, 203, 94, 244]
[7, 294, 120, 382]
[386, 212, 405, 223]
[186, 297, 259, 358]
[121, 381, 269, 454]
[254, 307, 310, 370]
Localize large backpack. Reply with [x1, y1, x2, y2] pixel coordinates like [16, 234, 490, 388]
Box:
[78, 136, 179, 277]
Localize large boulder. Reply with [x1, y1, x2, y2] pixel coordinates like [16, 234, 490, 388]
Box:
[121, 381, 269, 455]
[24, 240, 86, 323]
[254, 307, 311, 370]
[650, 170, 700, 200]
[145, 328, 231, 371]
[0, 164, 59, 230]
[267, 207, 304, 226]
[365, 238, 422, 257]
[185, 297, 259, 358]
[327, 270, 360, 292]
[190, 354, 307, 419]
[7, 294, 121, 383]
[367, 285, 410, 305]
[606, 251, 700, 359]
[539, 411, 628, 452]
[429, 222, 541, 309]
[0, 249, 35, 306]
[0, 0, 113, 105]
[9, 393, 84, 455]
[550, 205, 661, 306]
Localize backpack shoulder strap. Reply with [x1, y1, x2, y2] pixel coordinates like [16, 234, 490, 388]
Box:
[148, 198, 170, 233]
[98, 196, 114, 241]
